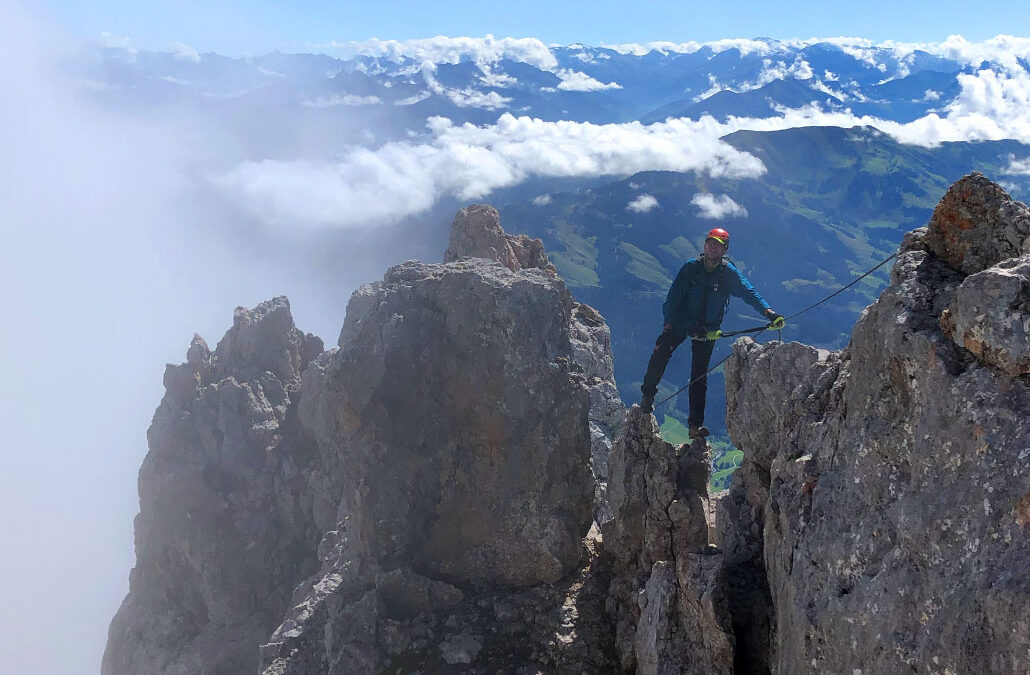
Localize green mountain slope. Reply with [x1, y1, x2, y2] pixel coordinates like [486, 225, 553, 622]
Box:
[499, 126, 1030, 433]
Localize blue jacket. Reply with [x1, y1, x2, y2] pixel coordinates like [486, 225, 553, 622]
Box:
[663, 257, 771, 336]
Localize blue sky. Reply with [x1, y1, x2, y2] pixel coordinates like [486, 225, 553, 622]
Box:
[39, 0, 1030, 55]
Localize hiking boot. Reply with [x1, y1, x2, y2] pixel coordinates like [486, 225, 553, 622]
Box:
[640, 395, 654, 413]
[688, 425, 710, 440]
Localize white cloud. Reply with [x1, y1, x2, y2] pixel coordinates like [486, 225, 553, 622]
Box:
[353, 59, 388, 76]
[420, 61, 511, 110]
[1003, 155, 1030, 175]
[925, 35, 1030, 72]
[1, 7, 374, 675]
[211, 57, 1030, 232]
[256, 66, 286, 78]
[928, 67, 1030, 141]
[811, 79, 846, 99]
[695, 55, 815, 101]
[607, 36, 1030, 82]
[171, 42, 200, 63]
[479, 64, 519, 88]
[323, 35, 558, 70]
[604, 38, 783, 58]
[198, 35, 1030, 232]
[826, 38, 883, 69]
[923, 89, 942, 101]
[736, 90, 1030, 147]
[604, 41, 701, 56]
[691, 193, 748, 219]
[695, 74, 726, 101]
[212, 113, 767, 229]
[302, 94, 382, 107]
[706, 38, 785, 57]
[450, 89, 511, 109]
[532, 193, 552, 205]
[947, 67, 1030, 115]
[555, 69, 621, 91]
[395, 91, 431, 106]
[100, 31, 139, 52]
[811, 35, 1030, 78]
[160, 75, 192, 86]
[790, 58, 814, 80]
[844, 80, 869, 102]
[627, 194, 659, 213]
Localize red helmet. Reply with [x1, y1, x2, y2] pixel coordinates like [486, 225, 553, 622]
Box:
[705, 228, 730, 246]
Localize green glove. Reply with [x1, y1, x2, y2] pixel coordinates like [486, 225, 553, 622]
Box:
[767, 314, 785, 330]
[704, 329, 723, 340]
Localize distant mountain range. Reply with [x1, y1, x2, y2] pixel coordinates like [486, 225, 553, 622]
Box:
[496, 126, 1030, 432]
[81, 38, 1022, 148]
[78, 38, 1030, 433]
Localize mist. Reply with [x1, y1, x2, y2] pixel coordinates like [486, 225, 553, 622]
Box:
[0, 5, 441, 674]
[8, 6, 1030, 672]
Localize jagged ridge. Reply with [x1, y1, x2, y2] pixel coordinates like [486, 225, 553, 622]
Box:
[105, 176, 1028, 674]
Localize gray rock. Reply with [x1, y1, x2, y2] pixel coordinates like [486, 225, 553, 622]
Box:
[942, 254, 1030, 376]
[603, 408, 680, 570]
[373, 567, 465, 620]
[603, 407, 734, 673]
[258, 208, 622, 673]
[723, 174, 1030, 675]
[923, 171, 1030, 275]
[672, 549, 734, 675]
[308, 257, 596, 586]
[633, 561, 681, 675]
[103, 298, 325, 675]
[444, 203, 556, 274]
[260, 520, 379, 675]
[107, 177, 1030, 675]
[443, 205, 626, 525]
[439, 631, 483, 665]
[106, 204, 624, 674]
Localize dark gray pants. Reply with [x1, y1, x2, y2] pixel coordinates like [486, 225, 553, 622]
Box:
[640, 329, 717, 427]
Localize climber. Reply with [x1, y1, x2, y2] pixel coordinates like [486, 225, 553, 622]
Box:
[639, 227, 783, 438]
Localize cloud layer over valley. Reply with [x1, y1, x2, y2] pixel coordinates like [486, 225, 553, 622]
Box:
[0, 7, 443, 674]
[85, 33, 1027, 232]
[214, 114, 768, 229]
[8, 18, 1030, 675]
[210, 62, 1030, 230]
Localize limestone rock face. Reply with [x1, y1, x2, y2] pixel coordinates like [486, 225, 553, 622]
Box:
[444, 203, 557, 274]
[717, 339, 828, 674]
[571, 301, 628, 523]
[942, 254, 1030, 376]
[261, 521, 616, 675]
[924, 171, 1030, 275]
[262, 255, 612, 673]
[723, 174, 1030, 674]
[110, 173, 1030, 674]
[314, 257, 595, 586]
[105, 206, 624, 675]
[443, 203, 624, 522]
[102, 298, 325, 675]
[603, 407, 735, 675]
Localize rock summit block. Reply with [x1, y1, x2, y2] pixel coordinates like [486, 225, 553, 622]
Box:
[924, 171, 1030, 275]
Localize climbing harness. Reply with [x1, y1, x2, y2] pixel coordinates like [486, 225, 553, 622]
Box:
[652, 251, 898, 409]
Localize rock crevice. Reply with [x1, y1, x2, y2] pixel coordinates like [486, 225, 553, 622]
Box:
[721, 173, 1030, 674]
